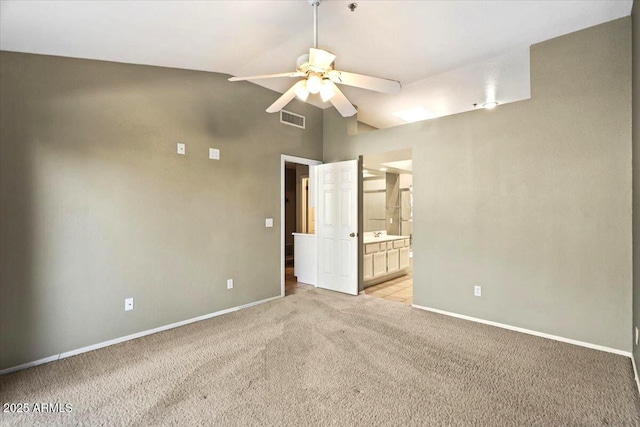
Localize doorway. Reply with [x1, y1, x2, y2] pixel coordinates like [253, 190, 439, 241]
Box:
[360, 148, 413, 304]
[280, 155, 322, 297]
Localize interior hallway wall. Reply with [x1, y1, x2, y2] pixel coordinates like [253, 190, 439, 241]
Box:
[324, 18, 632, 352]
[0, 52, 323, 370]
[285, 167, 296, 247]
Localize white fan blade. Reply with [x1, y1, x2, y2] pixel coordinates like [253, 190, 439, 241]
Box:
[266, 81, 306, 113]
[229, 71, 304, 82]
[327, 70, 401, 94]
[327, 82, 357, 117]
[309, 48, 336, 71]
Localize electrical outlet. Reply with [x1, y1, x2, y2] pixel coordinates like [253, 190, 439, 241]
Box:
[227, 279, 234, 290]
[209, 148, 220, 160]
[125, 297, 134, 311]
[474, 285, 482, 297]
[635, 327, 639, 346]
[177, 143, 186, 155]
[265, 218, 273, 228]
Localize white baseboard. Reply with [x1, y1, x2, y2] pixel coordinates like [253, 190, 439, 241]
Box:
[632, 354, 640, 396]
[412, 304, 632, 358]
[0, 295, 282, 376]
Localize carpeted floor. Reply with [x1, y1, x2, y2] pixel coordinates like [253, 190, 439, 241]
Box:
[1, 289, 639, 426]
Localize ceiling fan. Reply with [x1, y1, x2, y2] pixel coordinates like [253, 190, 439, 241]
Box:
[228, 0, 402, 117]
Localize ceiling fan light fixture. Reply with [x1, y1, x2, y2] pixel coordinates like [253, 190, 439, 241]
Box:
[310, 48, 336, 71]
[307, 73, 323, 94]
[320, 80, 336, 102]
[229, 0, 400, 118]
[294, 80, 309, 101]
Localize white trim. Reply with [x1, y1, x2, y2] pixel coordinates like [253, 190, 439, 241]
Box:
[632, 354, 640, 396]
[0, 355, 60, 376]
[412, 304, 632, 358]
[0, 295, 281, 376]
[280, 155, 322, 297]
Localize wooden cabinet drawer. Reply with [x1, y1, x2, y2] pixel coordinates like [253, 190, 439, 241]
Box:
[404, 238, 410, 247]
[365, 243, 379, 254]
[392, 239, 404, 249]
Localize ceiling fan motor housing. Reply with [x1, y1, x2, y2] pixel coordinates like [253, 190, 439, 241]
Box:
[297, 54, 310, 70]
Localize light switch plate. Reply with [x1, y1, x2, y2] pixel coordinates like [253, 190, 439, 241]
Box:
[474, 286, 482, 297]
[125, 297, 134, 311]
[177, 143, 186, 155]
[209, 148, 220, 160]
[265, 218, 274, 228]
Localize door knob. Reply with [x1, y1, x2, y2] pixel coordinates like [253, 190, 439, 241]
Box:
[350, 232, 357, 237]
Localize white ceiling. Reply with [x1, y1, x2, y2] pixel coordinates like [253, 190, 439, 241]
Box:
[0, 1, 632, 129]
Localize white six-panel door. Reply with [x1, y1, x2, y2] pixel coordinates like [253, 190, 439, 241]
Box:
[317, 160, 358, 295]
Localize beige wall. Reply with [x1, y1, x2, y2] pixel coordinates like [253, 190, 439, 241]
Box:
[324, 18, 632, 351]
[0, 52, 323, 370]
[632, 0, 640, 364]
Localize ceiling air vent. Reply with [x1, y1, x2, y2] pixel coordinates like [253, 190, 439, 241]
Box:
[280, 110, 305, 129]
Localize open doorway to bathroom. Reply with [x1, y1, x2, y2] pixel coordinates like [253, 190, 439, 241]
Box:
[361, 148, 413, 304]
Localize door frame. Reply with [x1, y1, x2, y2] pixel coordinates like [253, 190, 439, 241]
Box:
[280, 155, 322, 297]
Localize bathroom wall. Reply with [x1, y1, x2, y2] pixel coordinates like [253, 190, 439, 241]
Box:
[363, 178, 386, 232]
[385, 173, 400, 235]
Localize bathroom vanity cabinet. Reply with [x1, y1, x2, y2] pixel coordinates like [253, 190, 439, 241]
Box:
[363, 235, 411, 286]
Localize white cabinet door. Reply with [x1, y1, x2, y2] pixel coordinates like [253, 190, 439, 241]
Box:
[399, 247, 410, 270]
[387, 248, 399, 273]
[373, 252, 387, 277]
[363, 253, 373, 281]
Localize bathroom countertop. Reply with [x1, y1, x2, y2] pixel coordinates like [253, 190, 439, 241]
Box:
[363, 235, 410, 244]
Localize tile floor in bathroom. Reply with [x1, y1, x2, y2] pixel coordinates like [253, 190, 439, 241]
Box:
[363, 271, 413, 305]
[285, 266, 413, 304]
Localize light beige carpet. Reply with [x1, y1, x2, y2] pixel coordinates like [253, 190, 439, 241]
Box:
[1, 289, 639, 426]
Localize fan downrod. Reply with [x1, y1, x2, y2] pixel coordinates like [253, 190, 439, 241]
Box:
[308, 0, 322, 49]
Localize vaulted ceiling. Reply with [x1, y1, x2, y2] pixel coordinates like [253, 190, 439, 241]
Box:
[0, 0, 632, 129]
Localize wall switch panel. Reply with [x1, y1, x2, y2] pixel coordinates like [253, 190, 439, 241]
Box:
[474, 286, 482, 297]
[265, 218, 274, 228]
[209, 148, 220, 160]
[177, 143, 186, 155]
[125, 297, 134, 311]
[227, 279, 234, 289]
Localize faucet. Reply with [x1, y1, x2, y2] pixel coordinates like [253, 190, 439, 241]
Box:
[373, 231, 382, 237]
